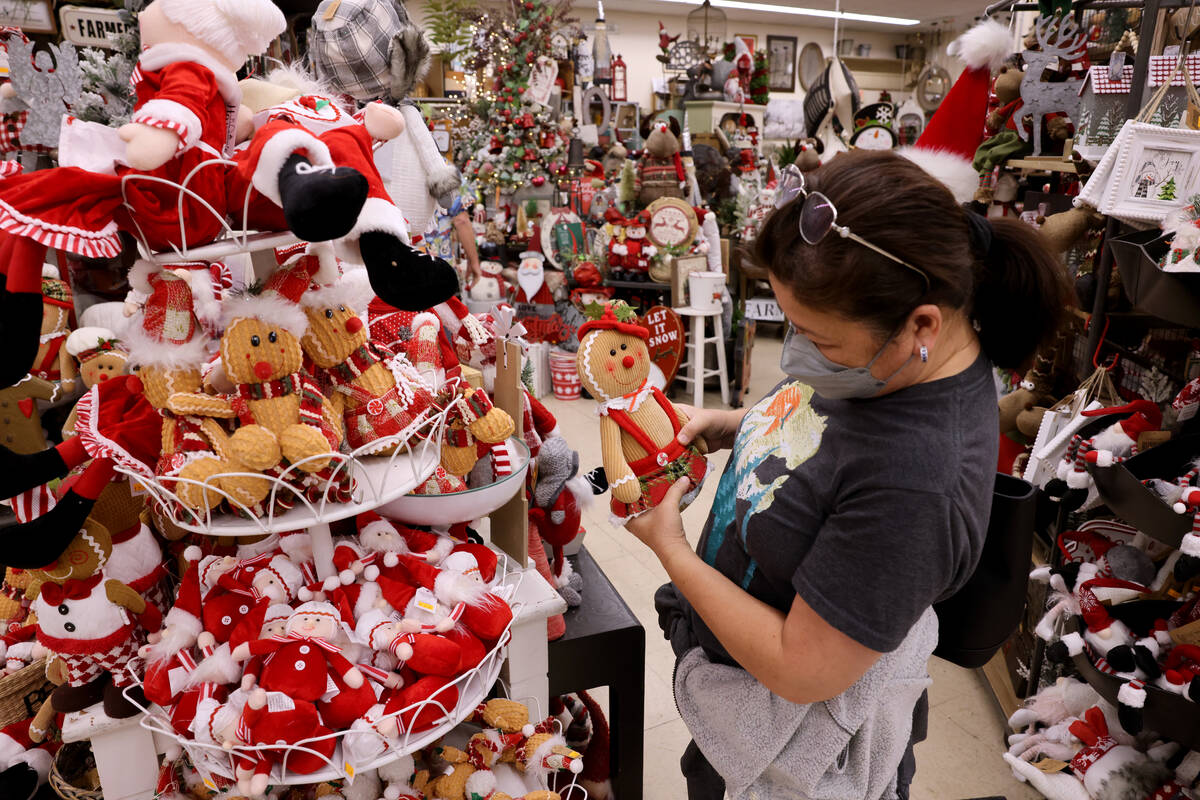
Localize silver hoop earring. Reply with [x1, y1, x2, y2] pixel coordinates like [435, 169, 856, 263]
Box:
[920, 346, 929, 363]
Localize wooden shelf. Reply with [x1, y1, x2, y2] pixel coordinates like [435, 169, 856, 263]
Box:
[604, 279, 672, 290]
[841, 57, 909, 74]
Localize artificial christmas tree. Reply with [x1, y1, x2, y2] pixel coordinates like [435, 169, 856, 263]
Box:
[457, 0, 573, 194]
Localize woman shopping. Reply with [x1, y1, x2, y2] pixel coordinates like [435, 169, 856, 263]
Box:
[626, 149, 1070, 799]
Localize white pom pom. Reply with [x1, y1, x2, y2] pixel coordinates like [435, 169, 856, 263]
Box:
[184, 545, 203, 563]
[323, 576, 340, 592]
[339, 569, 355, 586]
[522, 724, 535, 737]
[364, 565, 380, 581]
[298, 587, 315, 602]
[1175, 502, 1188, 514]
[383, 552, 399, 568]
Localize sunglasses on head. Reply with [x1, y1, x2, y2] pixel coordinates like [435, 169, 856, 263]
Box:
[775, 164, 931, 292]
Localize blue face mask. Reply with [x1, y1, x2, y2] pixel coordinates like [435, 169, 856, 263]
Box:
[780, 327, 912, 400]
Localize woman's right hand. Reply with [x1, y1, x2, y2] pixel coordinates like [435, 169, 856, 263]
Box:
[675, 405, 747, 453]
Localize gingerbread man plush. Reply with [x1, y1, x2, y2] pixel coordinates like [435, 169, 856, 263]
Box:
[575, 301, 707, 522]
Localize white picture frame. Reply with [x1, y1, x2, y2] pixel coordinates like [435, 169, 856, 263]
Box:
[1101, 122, 1200, 224]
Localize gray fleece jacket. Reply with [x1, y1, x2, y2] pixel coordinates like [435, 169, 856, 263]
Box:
[672, 606, 938, 800]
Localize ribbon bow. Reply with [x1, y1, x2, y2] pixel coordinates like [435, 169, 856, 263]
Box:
[273, 633, 342, 655]
[40, 573, 104, 605]
[490, 304, 528, 369]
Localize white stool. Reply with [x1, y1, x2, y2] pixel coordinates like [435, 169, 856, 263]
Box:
[674, 306, 730, 408]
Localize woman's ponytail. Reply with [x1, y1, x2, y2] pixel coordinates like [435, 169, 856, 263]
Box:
[970, 216, 1072, 371]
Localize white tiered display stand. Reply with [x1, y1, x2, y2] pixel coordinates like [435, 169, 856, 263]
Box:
[63, 201, 567, 797]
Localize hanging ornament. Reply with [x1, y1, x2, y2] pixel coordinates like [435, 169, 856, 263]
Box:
[532, 175, 546, 187]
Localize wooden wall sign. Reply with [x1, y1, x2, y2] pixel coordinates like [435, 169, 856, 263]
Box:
[639, 305, 685, 385]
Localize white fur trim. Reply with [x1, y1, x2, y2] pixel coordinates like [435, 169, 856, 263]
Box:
[19, 747, 50, 783]
[1066, 469, 1092, 490]
[464, 769, 496, 797]
[309, 241, 340, 286]
[251, 129, 333, 207]
[1061, 632, 1084, 657]
[147, 610, 202, 663]
[188, 270, 223, 333]
[896, 146, 980, 203]
[433, 571, 488, 607]
[221, 292, 309, 337]
[128, 259, 157, 294]
[123, 316, 212, 369]
[1182, 533, 1200, 558]
[0, 731, 27, 771]
[156, 1, 285, 68]
[355, 581, 381, 621]
[301, 276, 375, 312]
[184, 545, 203, 562]
[66, 326, 118, 358]
[948, 19, 1014, 72]
[1118, 681, 1147, 708]
[186, 643, 242, 687]
[345, 197, 410, 243]
[138, 44, 243, 108]
[133, 99, 203, 151]
[41, 264, 59, 279]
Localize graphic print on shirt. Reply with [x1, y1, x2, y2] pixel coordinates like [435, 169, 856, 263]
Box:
[703, 381, 827, 584]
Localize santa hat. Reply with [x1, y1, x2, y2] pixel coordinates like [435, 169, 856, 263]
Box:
[577, 690, 612, 794]
[66, 327, 125, 363]
[41, 264, 72, 310]
[732, 37, 752, 69]
[355, 608, 401, 652]
[158, 0, 286, 67]
[124, 267, 210, 369]
[398, 554, 487, 608]
[898, 19, 1012, 203]
[450, 543, 498, 583]
[220, 258, 317, 337]
[256, 554, 303, 600]
[577, 302, 649, 341]
[1082, 399, 1163, 441]
[149, 546, 205, 662]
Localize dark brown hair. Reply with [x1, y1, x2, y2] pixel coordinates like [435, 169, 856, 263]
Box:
[753, 150, 1071, 370]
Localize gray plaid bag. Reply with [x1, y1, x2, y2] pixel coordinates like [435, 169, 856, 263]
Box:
[309, 0, 430, 101]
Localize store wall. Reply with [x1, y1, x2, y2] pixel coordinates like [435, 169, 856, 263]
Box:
[403, 1, 964, 110]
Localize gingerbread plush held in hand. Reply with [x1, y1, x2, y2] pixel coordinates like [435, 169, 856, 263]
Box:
[576, 301, 706, 522]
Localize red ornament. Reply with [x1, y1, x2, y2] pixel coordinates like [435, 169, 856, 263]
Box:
[525, 1, 533, 8]
[532, 175, 546, 187]
[524, 147, 536, 160]
[526, 52, 535, 64]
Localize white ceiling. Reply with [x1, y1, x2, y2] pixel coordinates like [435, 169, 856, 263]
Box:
[587, 0, 984, 31]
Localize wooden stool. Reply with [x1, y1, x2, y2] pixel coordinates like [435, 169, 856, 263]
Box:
[674, 306, 730, 408]
[549, 548, 645, 800]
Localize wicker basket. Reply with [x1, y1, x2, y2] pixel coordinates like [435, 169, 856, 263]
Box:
[49, 742, 102, 800]
[0, 658, 51, 730]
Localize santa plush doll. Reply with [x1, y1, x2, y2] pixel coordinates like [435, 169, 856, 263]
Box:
[355, 607, 463, 678]
[337, 512, 454, 580]
[622, 212, 657, 275]
[514, 252, 555, 309]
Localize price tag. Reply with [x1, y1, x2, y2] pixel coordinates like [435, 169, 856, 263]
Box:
[414, 587, 438, 614]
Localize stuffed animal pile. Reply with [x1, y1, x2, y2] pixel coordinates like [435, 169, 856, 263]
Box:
[134, 515, 515, 798]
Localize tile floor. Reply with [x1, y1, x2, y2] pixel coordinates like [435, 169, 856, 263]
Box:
[539, 332, 1040, 800]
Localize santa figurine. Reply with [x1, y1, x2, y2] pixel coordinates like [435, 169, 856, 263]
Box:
[514, 251, 555, 311]
[337, 511, 455, 582]
[622, 212, 657, 277]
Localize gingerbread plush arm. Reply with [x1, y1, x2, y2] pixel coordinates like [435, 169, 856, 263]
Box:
[168, 392, 235, 418]
[105, 578, 162, 632]
[600, 416, 639, 504]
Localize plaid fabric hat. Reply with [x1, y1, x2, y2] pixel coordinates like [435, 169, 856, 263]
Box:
[309, 0, 428, 102]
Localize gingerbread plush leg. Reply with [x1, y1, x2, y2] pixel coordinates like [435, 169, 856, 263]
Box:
[0, 234, 48, 388]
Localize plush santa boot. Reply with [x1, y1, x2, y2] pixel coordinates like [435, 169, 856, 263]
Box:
[276, 152, 369, 242]
[360, 234, 459, 312]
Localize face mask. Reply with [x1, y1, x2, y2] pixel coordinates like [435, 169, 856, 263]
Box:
[780, 327, 912, 400]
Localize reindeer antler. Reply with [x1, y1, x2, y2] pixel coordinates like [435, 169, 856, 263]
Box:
[1034, 14, 1087, 59]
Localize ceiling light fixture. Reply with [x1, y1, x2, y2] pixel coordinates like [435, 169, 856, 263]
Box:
[649, 0, 919, 26]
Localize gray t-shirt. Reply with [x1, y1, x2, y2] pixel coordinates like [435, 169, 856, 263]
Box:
[686, 353, 998, 662]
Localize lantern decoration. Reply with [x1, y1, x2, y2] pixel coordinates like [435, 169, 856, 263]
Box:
[611, 53, 627, 102]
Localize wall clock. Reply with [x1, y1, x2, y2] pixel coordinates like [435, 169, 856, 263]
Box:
[646, 197, 698, 248]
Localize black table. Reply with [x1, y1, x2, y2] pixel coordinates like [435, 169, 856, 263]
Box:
[548, 547, 645, 800]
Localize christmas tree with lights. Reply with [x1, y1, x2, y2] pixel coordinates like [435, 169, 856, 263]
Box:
[457, 0, 575, 195]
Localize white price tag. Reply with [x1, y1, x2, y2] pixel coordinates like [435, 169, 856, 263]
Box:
[265, 691, 295, 713]
[414, 587, 438, 614]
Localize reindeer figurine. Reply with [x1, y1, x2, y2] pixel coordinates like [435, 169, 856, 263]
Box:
[1019, 15, 1088, 156]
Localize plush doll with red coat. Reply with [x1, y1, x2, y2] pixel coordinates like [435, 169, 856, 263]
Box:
[621, 211, 657, 275]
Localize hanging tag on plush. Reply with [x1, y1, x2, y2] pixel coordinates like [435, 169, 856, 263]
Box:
[414, 587, 438, 614]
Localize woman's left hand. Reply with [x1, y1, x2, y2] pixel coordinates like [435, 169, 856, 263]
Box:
[623, 477, 692, 560]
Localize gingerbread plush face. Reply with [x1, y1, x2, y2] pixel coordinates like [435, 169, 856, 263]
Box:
[79, 351, 128, 388]
[34, 518, 113, 583]
[221, 317, 304, 385]
[578, 328, 651, 399]
[301, 303, 368, 368]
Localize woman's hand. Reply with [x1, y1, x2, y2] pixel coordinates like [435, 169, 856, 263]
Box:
[675, 405, 746, 453]
[624, 477, 693, 564]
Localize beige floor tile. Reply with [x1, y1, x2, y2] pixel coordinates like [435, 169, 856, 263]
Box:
[542, 333, 1027, 799]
